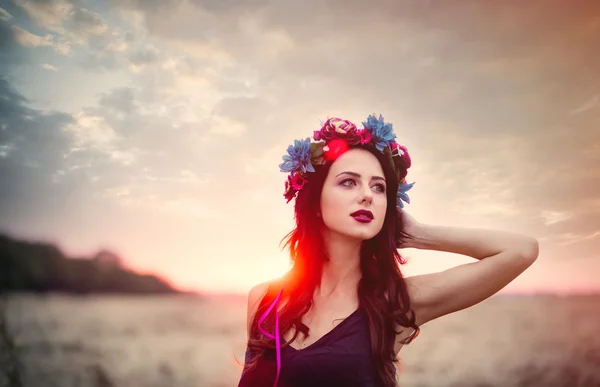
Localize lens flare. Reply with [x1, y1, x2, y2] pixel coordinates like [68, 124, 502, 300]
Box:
[324, 139, 349, 162]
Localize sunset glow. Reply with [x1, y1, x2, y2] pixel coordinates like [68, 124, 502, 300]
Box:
[1, 1, 599, 296]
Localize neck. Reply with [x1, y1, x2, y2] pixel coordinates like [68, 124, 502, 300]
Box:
[318, 229, 362, 298]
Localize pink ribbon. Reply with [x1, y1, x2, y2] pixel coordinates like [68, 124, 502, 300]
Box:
[257, 285, 285, 387]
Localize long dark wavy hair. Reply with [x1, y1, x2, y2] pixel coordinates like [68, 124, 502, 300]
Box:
[245, 143, 420, 386]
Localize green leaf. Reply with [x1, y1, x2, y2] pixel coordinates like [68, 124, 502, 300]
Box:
[310, 142, 325, 158]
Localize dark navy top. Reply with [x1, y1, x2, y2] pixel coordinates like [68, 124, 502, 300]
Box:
[238, 306, 385, 387]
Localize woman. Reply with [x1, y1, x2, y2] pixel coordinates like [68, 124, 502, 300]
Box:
[237, 115, 539, 387]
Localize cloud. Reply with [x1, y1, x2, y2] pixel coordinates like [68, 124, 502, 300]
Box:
[40, 62, 58, 70]
[9, 0, 131, 69]
[98, 87, 138, 115]
[15, 0, 74, 33]
[0, 78, 73, 166]
[11, 24, 70, 54]
[0, 76, 225, 242]
[556, 231, 600, 247]
[128, 44, 159, 66]
[0, 77, 76, 225]
[212, 96, 271, 126]
[0, 19, 28, 69]
[64, 111, 121, 150]
[70, 8, 108, 39]
[13, 0, 110, 44]
[93, 5, 599, 194]
[1, 0, 599, 291]
[540, 210, 574, 226]
[107, 0, 600, 217]
[570, 95, 600, 115]
[0, 7, 12, 21]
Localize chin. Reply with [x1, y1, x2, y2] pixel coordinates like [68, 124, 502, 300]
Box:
[324, 219, 383, 241]
[345, 225, 381, 241]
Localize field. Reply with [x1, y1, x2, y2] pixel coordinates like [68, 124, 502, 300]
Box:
[2, 293, 599, 387]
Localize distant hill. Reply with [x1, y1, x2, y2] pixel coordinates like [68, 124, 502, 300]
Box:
[0, 233, 181, 295]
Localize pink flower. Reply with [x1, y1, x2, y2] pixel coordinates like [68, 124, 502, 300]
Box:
[313, 118, 361, 145]
[358, 129, 372, 145]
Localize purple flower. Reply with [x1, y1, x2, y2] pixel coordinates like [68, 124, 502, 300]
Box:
[279, 138, 314, 174]
[362, 114, 396, 151]
[396, 181, 415, 209]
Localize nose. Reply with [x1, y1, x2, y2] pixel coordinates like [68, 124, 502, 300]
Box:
[359, 183, 373, 205]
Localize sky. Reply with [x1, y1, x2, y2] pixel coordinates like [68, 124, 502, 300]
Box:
[0, 0, 599, 295]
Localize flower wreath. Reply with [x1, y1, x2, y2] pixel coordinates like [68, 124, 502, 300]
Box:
[278, 114, 415, 208]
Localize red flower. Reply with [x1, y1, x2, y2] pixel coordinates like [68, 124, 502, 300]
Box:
[313, 118, 361, 145]
[283, 173, 308, 202]
[283, 175, 297, 203]
[389, 142, 411, 170]
[291, 173, 307, 191]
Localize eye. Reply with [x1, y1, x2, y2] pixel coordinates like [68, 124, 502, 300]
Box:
[374, 183, 386, 193]
[340, 178, 356, 187]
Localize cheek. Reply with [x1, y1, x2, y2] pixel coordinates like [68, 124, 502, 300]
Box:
[373, 194, 388, 222]
[320, 187, 348, 222]
[321, 193, 340, 213]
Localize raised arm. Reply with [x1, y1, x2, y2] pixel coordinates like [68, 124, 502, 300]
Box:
[401, 215, 539, 327]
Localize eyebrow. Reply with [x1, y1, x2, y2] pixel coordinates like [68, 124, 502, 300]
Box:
[336, 171, 386, 182]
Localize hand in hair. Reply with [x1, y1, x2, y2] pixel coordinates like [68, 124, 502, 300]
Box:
[396, 208, 422, 248]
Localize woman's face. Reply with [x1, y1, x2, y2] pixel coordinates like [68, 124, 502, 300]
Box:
[320, 148, 388, 241]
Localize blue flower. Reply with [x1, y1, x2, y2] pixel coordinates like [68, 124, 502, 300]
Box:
[362, 114, 397, 151]
[396, 181, 415, 208]
[279, 137, 315, 174]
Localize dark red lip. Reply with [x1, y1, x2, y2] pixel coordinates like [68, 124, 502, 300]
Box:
[350, 210, 374, 219]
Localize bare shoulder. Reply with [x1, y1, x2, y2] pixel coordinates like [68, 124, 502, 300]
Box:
[248, 281, 271, 313]
[246, 281, 272, 336]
